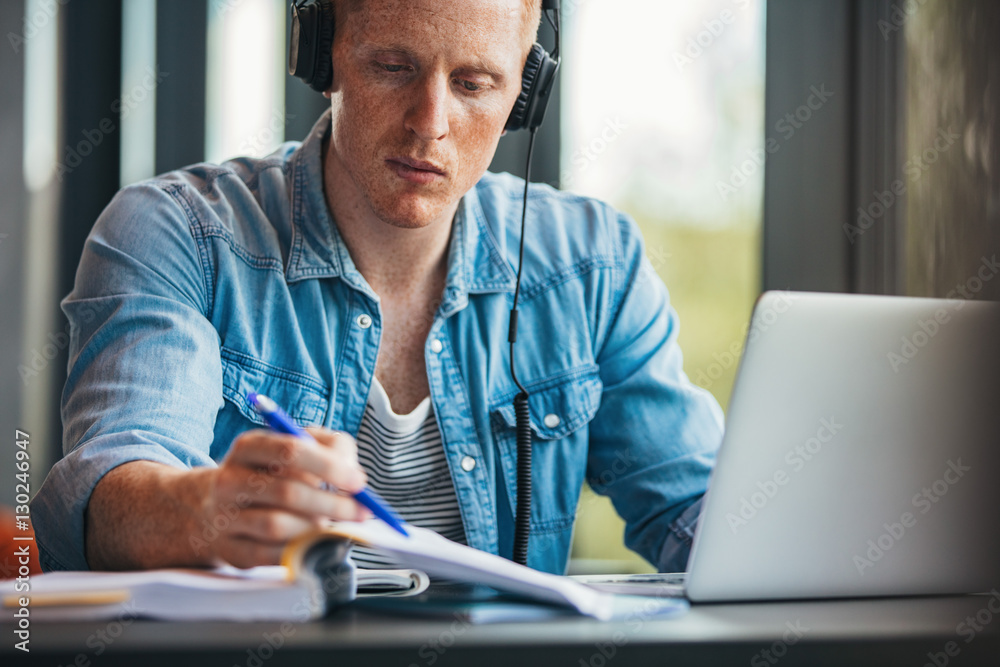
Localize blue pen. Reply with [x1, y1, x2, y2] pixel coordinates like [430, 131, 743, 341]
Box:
[246, 392, 409, 537]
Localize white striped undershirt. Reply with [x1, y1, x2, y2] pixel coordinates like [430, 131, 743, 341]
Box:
[350, 376, 467, 569]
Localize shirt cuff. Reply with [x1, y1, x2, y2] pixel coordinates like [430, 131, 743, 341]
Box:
[31, 431, 213, 571]
[656, 496, 705, 573]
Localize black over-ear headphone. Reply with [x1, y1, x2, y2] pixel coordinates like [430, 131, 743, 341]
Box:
[288, 0, 560, 132]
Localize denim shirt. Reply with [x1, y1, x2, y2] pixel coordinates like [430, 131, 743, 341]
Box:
[32, 110, 724, 574]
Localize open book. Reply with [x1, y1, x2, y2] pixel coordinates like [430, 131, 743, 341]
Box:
[2, 563, 427, 622]
[4, 520, 687, 622]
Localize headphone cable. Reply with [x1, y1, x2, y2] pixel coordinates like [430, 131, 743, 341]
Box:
[509, 127, 537, 566]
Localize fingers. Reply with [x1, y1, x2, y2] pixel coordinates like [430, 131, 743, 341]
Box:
[217, 537, 285, 569]
[204, 428, 374, 570]
[227, 429, 367, 493]
[199, 477, 368, 569]
[250, 477, 370, 522]
[226, 507, 321, 543]
[305, 426, 358, 461]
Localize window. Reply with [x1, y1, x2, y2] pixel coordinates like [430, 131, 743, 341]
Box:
[563, 0, 766, 572]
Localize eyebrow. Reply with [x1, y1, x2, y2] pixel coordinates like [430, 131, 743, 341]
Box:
[355, 42, 508, 84]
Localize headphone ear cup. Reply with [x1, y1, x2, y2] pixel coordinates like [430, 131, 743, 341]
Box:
[288, 0, 336, 93]
[309, 0, 336, 93]
[505, 43, 560, 132]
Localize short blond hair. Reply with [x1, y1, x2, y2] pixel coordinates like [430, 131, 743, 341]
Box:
[521, 0, 542, 55]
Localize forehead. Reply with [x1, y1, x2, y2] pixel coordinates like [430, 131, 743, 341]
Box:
[340, 0, 527, 61]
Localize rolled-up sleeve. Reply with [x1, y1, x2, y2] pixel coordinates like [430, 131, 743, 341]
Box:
[31, 181, 225, 572]
[587, 212, 724, 573]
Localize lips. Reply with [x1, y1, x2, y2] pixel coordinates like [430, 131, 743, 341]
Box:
[386, 156, 447, 185]
[391, 156, 445, 174]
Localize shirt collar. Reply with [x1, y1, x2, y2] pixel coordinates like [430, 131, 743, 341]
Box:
[285, 110, 516, 307]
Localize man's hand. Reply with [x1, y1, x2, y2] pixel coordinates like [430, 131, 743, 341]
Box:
[201, 427, 370, 567]
[85, 427, 371, 570]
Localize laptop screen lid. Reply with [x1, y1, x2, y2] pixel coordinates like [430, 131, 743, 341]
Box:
[685, 291, 1000, 602]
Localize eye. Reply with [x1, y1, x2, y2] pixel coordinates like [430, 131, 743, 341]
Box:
[381, 63, 406, 73]
[458, 79, 482, 92]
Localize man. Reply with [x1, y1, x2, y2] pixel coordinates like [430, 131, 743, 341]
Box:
[32, 0, 723, 574]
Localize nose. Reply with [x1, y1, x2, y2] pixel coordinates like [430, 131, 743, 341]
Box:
[404, 73, 450, 142]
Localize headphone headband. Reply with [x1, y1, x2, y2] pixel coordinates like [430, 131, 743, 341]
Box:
[286, 0, 560, 132]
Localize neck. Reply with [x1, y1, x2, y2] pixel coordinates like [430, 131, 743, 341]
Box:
[321, 136, 453, 302]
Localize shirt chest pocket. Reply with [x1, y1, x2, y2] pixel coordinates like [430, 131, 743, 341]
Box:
[212, 347, 330, 457]
[490, 367, 603, 533]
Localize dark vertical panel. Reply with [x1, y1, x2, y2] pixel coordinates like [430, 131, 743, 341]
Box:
[155, 0, 208, 173]
[54, 0, 123, 457]
[851, 1, 903, 296]
[284, 72, 331, 143]
[763, 0, 853, 293]
[0, 1, 28, 503]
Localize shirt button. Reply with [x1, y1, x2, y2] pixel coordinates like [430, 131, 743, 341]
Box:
[544, 413, 561, 428]
[460, 456, 477, 472]
[429, 338, 443, 354]
[356, 314, 372, 329]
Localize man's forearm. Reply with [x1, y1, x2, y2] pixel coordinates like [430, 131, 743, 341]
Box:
[85, 461, 215, 570]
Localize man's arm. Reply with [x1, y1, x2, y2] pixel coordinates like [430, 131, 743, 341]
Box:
[587, 211, 724, 572]
[85, 428, 368, 570]
[32, 180, 365, 571]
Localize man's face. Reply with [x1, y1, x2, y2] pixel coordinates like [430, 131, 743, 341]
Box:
[326, 0, 529, 229]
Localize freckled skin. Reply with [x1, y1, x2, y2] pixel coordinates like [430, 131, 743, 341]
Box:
[325, 0, 526, 230]
[320, 0, 534, 413]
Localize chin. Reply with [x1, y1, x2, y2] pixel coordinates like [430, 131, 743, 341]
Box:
[368, 189, 456, 229]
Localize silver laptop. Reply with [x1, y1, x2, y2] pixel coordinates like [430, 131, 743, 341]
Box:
[683, 291, 1000, 602]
